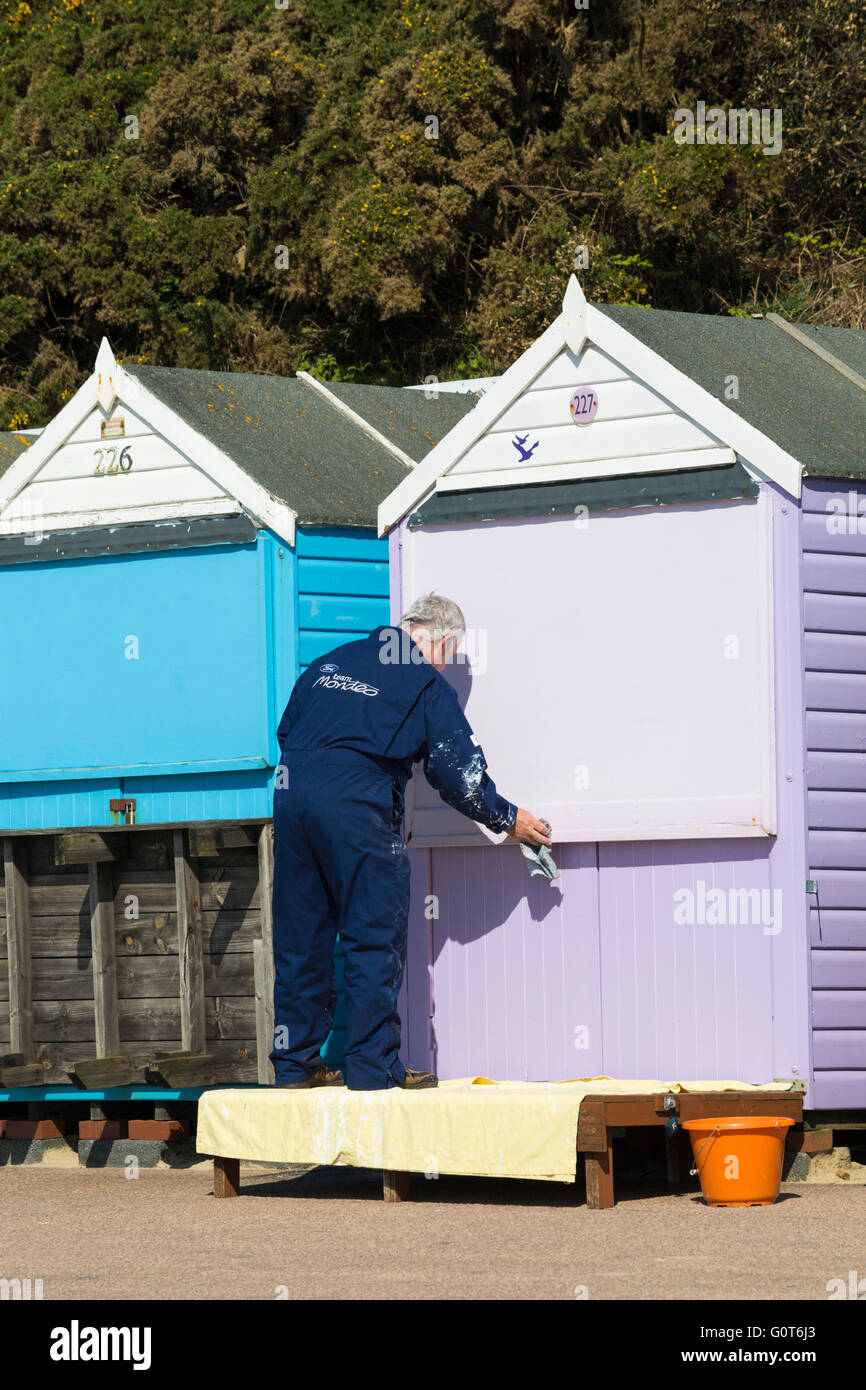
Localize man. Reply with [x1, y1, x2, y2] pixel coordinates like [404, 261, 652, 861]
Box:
[270, 593, 552, 1091]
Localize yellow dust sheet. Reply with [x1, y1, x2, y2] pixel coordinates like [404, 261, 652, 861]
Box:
[196, 1076, 799, 1184]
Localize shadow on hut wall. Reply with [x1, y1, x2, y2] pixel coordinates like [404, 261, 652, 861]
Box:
[433, 648, 567, 933]
[428, 802, 779, 958]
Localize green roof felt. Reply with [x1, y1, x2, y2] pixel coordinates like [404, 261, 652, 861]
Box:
[794, 321, 866, 380]
[324, 382, 480, 462]
[598, 305, 866, 481]
[123, 367, 478, 527]
[0, 430, 32, 480]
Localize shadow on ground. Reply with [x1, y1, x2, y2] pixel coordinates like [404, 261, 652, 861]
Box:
[233, 1156, 802, 1208]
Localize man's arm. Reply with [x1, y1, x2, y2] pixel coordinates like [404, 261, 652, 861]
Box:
[420, 679, 549, 843]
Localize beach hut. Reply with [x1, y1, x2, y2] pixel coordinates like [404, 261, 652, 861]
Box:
[382, 276, 866, 1116]
[0, 344, 475, 1093]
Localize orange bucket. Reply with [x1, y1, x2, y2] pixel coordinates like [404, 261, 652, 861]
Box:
[681, 1116, 794, 1206]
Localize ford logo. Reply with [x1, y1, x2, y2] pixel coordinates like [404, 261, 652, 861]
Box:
[319, 663, 339, 672]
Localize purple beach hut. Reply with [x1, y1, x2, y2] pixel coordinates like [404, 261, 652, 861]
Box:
[381, 276, 866, 1117]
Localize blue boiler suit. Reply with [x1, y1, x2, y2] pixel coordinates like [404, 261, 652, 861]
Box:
[270, 624, 517, 1089]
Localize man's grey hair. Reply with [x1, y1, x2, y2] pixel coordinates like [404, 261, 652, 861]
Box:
[400, 593, 466, 643]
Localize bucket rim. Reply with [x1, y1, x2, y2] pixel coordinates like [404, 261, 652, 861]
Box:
[681, 1115, 795, 1132]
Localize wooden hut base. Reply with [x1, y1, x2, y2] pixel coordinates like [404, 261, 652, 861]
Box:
[1, 821, 275, 1088]
[209, 1089, 804, 1209]
[577, 1091, 803, 1208]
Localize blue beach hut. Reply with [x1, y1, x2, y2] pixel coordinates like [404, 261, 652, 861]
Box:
[0, 342, 475, 1093]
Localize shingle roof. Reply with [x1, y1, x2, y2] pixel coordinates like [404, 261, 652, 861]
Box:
[597, 305, 866, 480]
[0, 431, 32, 480]
[323, 382, 479, 463]
[123, 366, 478, 526]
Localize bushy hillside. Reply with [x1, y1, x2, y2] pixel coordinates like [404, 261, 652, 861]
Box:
[1, 0, 864, 425]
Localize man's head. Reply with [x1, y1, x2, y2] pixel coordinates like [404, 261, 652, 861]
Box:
[399, 593, 465, 671]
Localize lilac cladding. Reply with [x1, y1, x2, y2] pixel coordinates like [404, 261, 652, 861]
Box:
[399, 486, 813, 1095]
[802, 478, 866, 1108]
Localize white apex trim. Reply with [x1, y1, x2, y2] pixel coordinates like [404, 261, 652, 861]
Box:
[562, 274, 588, 356]
[377, 310, 568, 533]
[0, 376, 100, 514]
[297, 371, 417, 470]
[95, 337, 118, 413]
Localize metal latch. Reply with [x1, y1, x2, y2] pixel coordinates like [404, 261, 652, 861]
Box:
[109, 798, 136, 825]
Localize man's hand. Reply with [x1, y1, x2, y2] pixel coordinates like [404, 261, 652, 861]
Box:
[505, 809, 552, 847]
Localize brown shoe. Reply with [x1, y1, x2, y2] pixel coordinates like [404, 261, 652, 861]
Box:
[399, 1068, 438, 1089]
[276, 1066, 344, 1089]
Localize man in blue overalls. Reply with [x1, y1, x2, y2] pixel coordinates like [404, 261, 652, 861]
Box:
[270, 593, 551, 1090]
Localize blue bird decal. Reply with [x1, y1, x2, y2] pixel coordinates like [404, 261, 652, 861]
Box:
[512, 433, 540, 462]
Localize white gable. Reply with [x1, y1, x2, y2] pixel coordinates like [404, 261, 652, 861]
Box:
[10, 401, 236, 530]
[378, 277, 804, 532]
[440, 340, 732, 491]
[0, 339, 297, 541]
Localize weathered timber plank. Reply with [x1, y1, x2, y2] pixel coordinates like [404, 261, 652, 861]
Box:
[1, 952, 255, 1002]
[31, 1038, 258, 1086]
[122, 832, 172, 871]
[88, 861, 120, 1057]
[253, 940, 272, 1086]
[0, 819, 269, 841]
[117, 953, 255, 999]
[147, 1052, 216, 1087]
[8, 868, 261, 917]
[189, 825, 259, 858]
[9, 880, 89, 917]
[0, 962, 91, 1003]
[174, 830, 206, 1055]
[0, 910, 262, 961]
[26, 833, 163, 875]
[55, 832, 126, 866]
[198, 867, 260, 910]
[202, 910, 263, 951]
[207, 996, 257, 1039]
[115, 910, 262, 957]
[4, 838, 33, 1056]
[256, 823, 275, 1086]
[0, 1064, 45, 1088]
[67, 1057, 133, 1089]
[27, 994, 256, 1042]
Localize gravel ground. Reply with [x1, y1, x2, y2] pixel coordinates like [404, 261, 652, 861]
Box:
[0, 1163, 861, 1301]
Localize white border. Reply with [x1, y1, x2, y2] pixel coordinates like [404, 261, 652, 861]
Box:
[405, 489, 777, 846]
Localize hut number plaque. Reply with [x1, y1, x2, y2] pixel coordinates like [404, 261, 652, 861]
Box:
[569, 387, 599, 424]
[93, 445, 133, 475]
